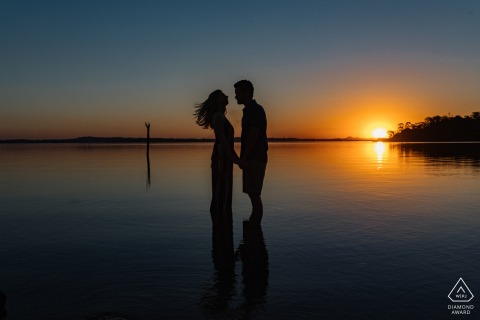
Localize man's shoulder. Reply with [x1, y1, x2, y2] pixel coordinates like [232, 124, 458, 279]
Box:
[242, 100, 266, 126]
[251, 101, 266, 116]
[252, 100, 265, 109]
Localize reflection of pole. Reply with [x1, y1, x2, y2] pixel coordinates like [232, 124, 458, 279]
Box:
[145, 122, 151, 188]
[146, 151, 151, 188]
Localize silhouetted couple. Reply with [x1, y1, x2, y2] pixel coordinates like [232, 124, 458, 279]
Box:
[194, 80, 268, 227]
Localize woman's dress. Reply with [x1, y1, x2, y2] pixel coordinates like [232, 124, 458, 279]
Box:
[210, 115, 234, 258]
[210, 114, 235, 228]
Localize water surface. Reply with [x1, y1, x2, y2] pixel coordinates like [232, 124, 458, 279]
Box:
[0, 142, 479, 319]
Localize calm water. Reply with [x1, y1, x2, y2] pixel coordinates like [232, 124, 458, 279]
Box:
[0, 142, 479, 319]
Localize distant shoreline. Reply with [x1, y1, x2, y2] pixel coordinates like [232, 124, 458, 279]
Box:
[0, 136, 379, 144]
[2, 137, 480, 144]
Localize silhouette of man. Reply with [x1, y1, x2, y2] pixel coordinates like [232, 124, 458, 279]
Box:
[235, 80, 268, 224]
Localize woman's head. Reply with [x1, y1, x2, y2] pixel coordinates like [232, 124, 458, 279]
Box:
[194, 90, 229, 129]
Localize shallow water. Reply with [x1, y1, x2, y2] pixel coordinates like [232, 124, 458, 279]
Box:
[0, 142, 479, 319]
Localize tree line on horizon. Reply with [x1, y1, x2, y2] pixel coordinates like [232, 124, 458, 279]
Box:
[388, 112, 480, 142]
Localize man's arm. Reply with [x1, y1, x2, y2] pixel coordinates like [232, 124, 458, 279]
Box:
[240, 127, 259, 166]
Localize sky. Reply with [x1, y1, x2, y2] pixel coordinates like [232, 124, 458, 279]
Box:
[1, 0, 480, 139]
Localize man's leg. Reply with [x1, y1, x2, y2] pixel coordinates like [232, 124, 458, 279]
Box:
[248, 193, 263, 224]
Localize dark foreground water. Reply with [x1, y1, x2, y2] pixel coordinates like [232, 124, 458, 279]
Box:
[0, 142, 479, 319]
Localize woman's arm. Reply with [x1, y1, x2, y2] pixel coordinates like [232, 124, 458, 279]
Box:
[212, 113, 240, 163]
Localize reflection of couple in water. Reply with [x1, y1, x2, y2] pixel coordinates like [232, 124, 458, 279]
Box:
[195, 80, 269, 315]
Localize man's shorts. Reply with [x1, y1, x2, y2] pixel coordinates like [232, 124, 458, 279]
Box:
[243, 159, 267, 195]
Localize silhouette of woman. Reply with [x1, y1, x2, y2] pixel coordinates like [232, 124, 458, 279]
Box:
[194, 90, 239, 229]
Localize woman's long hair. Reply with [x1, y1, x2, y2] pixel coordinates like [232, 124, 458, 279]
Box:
[194, 90, 224, 129]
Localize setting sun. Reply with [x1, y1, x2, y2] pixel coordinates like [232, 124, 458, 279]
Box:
[372, 128, 388, 139]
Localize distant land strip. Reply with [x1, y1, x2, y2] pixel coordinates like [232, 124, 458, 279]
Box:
[0, 136, 376, 144]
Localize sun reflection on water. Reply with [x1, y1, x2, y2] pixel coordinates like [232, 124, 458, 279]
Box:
[374, 142, 385, 168]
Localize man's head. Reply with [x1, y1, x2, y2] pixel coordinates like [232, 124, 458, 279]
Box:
[234, 80, 254, 105]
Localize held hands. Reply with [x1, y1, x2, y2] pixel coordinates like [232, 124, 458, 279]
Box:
[233, 156, 241, 168]
[232, 152, 248, 169]
[234, 157, 248, 170]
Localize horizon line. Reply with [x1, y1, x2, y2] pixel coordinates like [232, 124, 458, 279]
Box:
[0, 136, 379, 143]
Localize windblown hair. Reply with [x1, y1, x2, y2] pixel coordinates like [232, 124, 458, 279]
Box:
[194, 89, 224, 129]
[234, 79, 254, 98]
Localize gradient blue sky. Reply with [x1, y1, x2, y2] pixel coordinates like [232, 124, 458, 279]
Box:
[1, 0, 480, 139]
